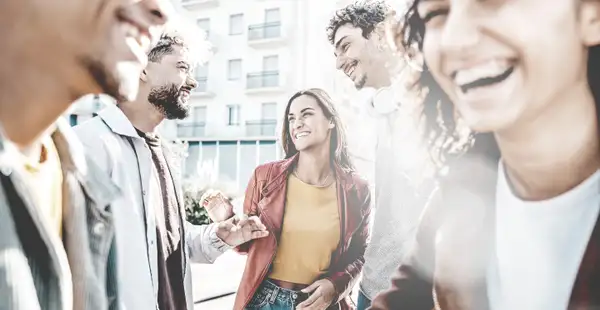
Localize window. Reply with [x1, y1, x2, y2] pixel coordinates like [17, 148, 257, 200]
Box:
[228, 59, 242, 81]
[184, 142, 200, 178]
[192, 106, 207, 123]
[196, 63, 209, 79]
[265, 8, 280, 23]
[258, 140, 277, 164]
[195, 64, 209, 92]
[218, 141, 237, 182]
[263, 55, 278, 71]
[261, 102, 277, 120]
[239, 141, 257, 188]
[227, 105, 240, 126]
[229, 14, 244, 35]
[197, 18, 210, 37]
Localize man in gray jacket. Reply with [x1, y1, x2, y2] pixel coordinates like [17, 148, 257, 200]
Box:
[75, 31, 269, 310]
[0, 0, 169, 309]
[327, 1, 435, 309]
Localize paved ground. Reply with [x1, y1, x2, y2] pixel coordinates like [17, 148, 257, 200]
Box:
[192, 251, 246, 310]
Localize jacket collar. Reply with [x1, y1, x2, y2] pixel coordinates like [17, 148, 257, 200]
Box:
[98, 103, 141, 139]
[267, 153, 355, 192]
[0, 118, 119, 209]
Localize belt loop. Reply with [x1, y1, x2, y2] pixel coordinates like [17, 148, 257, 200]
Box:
[268, 285, 279, 304]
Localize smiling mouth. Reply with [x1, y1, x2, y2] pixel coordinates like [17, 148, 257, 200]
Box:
[116, 8, 152, 66]
[294, 132, 310, 140]
[459, 67, 514, 93]
[452, 59, 516, 94]
[344, 61, 358, 78]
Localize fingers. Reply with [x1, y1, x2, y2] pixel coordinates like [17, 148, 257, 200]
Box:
[300, 281, 320, 294]
[296, 290, 320, 309]
[233, 213, 249, 226]
[248, 230, 269, 240]
[246, 216, 267, 231]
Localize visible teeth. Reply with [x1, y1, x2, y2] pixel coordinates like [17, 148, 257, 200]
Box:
[295, 132, 309, 139]
[121, 21, 150, 51]
[121, 22, 139, 38]
[347, 65, 355, 76]
[454, 60, 510, 86]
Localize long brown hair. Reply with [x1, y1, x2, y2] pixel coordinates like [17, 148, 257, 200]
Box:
[396, 0, 600, 172]
[281, 88, 355, 173]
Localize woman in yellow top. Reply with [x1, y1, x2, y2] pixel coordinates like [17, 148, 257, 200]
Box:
[229, 88, 373, 310]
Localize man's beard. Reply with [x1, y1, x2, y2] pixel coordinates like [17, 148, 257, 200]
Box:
[355, 74, 367, 89]
[147, 84, 190, 120]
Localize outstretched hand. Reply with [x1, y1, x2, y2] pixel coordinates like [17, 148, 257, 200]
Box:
[215, 214, 269, 247]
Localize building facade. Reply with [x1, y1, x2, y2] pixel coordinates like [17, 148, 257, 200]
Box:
[67, 0, 376, 190]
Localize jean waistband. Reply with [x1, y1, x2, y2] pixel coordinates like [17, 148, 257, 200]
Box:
[260, 280, 307, 304]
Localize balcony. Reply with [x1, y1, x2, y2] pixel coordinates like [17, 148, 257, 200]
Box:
[247, 22, 285, 47]
[245, 120, 277, 137]
[192, 77, 214, 97]
[246, 71, 282, 93]
[181, 0, 219, 10]
[177, 122, 206, 138]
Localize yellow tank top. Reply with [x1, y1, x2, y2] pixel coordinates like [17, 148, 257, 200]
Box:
[269, 174, 340, 284]
[20, 136, 63, 237]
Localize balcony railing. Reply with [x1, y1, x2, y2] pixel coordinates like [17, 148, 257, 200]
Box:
[182, 0, 218, 5]
[246, 71, 279, 89]
[194, 77, 208, 93]
[248, 22, 281, 41]
[177, 122, 206, 138]
[245, 119, 277, 136]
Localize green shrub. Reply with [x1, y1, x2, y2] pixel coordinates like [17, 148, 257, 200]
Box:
[183, 182, 211, 225]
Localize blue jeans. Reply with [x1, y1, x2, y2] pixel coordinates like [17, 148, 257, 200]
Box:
[245, 280, 309, 310]
[357, 291, 371, 310]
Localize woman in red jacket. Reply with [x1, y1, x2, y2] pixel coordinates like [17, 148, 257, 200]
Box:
[232, 88, 372, 310]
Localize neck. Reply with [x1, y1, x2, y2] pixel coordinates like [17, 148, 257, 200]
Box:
[497, 82, 600, 200]
[0, 77, 74, 153]
[295, 145, 333, 184]
[118, 90, 164, 133]
[371, 50, 399, 89]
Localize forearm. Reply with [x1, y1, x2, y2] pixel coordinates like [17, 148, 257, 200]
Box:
[185, 222, 232, 264]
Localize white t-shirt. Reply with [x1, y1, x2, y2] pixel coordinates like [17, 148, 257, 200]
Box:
[487, 163, 600, 310]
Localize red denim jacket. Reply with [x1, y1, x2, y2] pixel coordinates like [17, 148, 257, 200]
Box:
[234, 154, 373, 310]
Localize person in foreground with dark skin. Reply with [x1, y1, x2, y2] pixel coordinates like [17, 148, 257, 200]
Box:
[0, 0, 169, 309]
[369, 0, 600, 309]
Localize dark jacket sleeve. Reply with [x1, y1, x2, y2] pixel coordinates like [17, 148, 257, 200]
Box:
[325, 180, 373, 303]
[368, 189, 441, 310]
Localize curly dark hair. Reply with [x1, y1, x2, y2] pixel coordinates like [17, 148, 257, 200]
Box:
[398, 0, 600, 171]
[326, 0, 391, 45]
[147, 32, 188, 63]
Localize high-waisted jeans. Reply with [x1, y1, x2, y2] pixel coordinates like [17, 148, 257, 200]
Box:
[245, 280, 310, 310]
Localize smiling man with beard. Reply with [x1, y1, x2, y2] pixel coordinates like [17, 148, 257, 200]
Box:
[327, 2, 436, 309]
[0, 0, 170, 309]
[74, 31, 269, 310]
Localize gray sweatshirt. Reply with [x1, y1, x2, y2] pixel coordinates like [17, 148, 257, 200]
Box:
[359, 88, 435, 300]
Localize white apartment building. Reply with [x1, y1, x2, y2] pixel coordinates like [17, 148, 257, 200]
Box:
[67, 0, 377, 190]
[164, 0, 344, 189]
